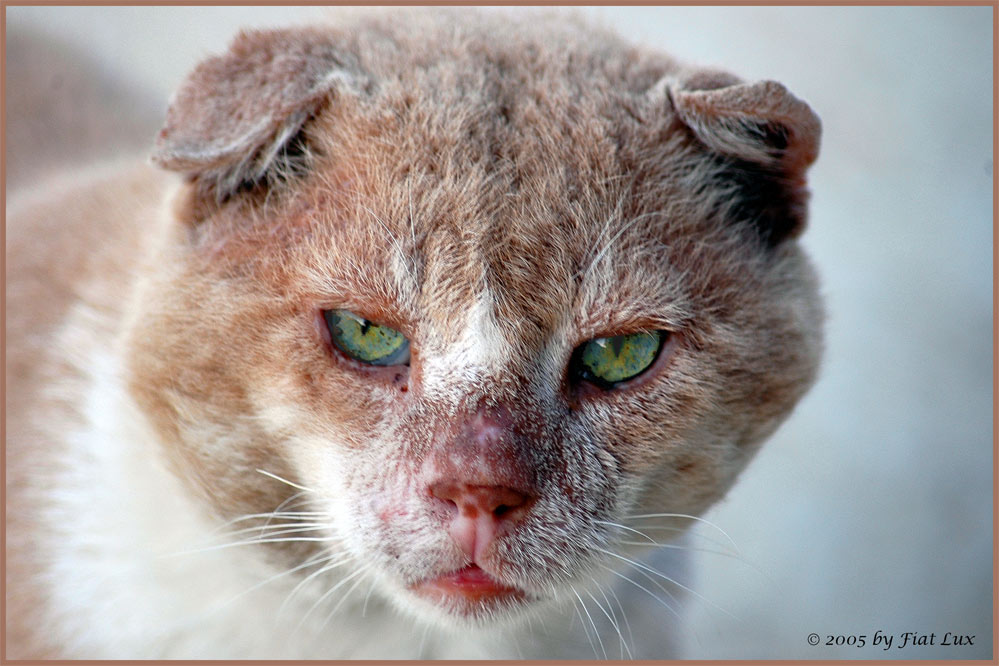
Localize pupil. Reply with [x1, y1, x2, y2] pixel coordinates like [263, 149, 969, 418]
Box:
[609, 335, 625, 357]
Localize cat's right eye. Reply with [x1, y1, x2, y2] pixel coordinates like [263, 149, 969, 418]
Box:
[323, 309, 411, 366]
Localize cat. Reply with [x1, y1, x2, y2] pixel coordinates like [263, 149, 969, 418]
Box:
[5, 9, 823, 659]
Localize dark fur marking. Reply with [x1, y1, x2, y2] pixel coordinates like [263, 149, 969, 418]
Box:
[711, 156, 801, 248]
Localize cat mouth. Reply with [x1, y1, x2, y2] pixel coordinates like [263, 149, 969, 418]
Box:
[410, 564, 526, 613]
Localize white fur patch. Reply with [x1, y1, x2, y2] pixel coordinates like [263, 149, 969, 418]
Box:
[420, 289, 512, 404]
[36, 319, 412, 657]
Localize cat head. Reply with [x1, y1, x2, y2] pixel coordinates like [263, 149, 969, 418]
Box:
[130, 11, 822, 627]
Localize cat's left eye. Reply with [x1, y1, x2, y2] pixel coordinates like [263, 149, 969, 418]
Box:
[572, 330, 669, 389]
[323, 309, 411, 366]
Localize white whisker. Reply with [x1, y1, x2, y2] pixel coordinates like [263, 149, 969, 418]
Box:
[625, 523, 745, 557]
[615, 539, 755, 570]
[418, 619, 433, 658]
[568, 587, 597, 658]
[293, 565, 368, 635]
[258, 492, 313, 534]
[361, 577, 379, 618]
[168, 535, 337, 558]
[219, 523, 329, 540]
[255, 468, 314, 492]
[571, 586, 606, 659]
[621, 513, 741, 554]
[320, 566, 371, 627]
[221, 550, 335, 608]
[279, 555, 354, 618]
[207, 508, 325, 534]
[585, 586, 631, 659]
[602, 565, 680, 621]
[595, 519, 660, 545]
[597, 547, 736, 620]
[604, 583, 635, 654]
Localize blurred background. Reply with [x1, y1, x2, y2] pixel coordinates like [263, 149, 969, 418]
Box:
[6, 5, 993, 659]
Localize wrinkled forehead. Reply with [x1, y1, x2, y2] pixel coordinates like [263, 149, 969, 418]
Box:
[316, 164, 683, 304]
[297, 88, 625, 315]
[313, 174, 590, 346]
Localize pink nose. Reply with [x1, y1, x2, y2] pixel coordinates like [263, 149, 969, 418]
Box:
[429, 481, 533, 561]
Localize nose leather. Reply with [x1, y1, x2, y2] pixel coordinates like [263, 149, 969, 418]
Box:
[429, 481, 531, 560]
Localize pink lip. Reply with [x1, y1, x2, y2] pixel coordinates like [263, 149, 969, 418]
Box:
[412, 565, 524, 606]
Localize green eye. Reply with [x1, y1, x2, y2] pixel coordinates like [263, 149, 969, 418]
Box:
[323, 309, 410, 366]
[575, 330, 667, 387]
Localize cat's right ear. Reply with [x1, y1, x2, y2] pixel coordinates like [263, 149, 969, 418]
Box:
[152, 28, 366, 222]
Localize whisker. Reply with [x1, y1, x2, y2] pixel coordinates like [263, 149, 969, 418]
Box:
[535, 600, 549, 633]
[627, 560, 684, 612]
[568, 587, 598, 658]
[603, 565, 682, 629]
[258, 491, 314, 535]
[597, 547, 736, 620]
[595, 519, 661, 545]
[279, 555, 354, 618]
[362, 577, 379, 618]
[293, 565, 368, 634]
[599, 518, 733, 552]
[418, 619, 433, 658]
[513, 626, 524, 660]
[207, 508, 325, 534]
[612, 528, 771, 590]
[571, 586, 606, 659]
[255, 468, 314, 492]
[585, 586, 632, 659]
[615, 539, 746, 563]
[624, 523, 744, 558]
[599, 518, 738, 557]
[597, 584, 632, 659]
[221, 550, 336, 608]
[320, 566, 372, 627]
[218, 524, 329, 540]
[604, 583, 635, 655]
[169, 535, 338, 558]
[621, 513, 740, 554]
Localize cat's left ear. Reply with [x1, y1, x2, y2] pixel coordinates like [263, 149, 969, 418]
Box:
[663, 71, 821, 246]
[152, 28, 366, 212]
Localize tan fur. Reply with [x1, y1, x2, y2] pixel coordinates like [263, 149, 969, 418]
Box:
[6, 10, 822, 658]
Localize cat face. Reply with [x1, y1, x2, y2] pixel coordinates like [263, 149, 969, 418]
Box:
[127, 13, 822, 626]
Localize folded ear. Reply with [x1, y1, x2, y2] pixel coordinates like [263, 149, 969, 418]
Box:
[152, 28, 366, 208]
[666, 72, 821, 246]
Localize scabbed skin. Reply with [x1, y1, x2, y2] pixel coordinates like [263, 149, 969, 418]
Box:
[5, 9, 822, 659]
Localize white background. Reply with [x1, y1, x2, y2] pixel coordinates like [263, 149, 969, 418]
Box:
[6, 5, 993, 659]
